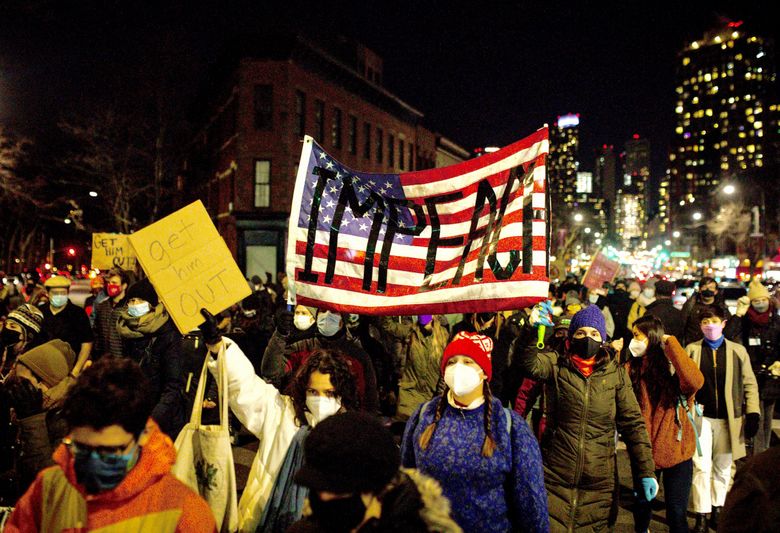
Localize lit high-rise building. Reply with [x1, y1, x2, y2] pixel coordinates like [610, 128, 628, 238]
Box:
[548, 113, 580, 229]
[669, 20, 778, 240]
[616, 135, 650, 247]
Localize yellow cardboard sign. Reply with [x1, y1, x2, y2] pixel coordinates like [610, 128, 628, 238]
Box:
[91, 233, 137, 270]
[128, 201, 251, 334]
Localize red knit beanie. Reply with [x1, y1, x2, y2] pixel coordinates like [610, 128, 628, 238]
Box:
[441, 331, 494, 380]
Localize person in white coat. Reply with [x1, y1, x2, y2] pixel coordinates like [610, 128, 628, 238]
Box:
[200, 310, 360, 532]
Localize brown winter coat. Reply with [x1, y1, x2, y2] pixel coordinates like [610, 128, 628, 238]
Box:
[630, 336, 704, 469]
[520, 341, 655, 533]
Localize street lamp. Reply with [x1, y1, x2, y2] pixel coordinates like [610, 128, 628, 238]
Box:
[584, 227, 591, 234]
[692, 212, 703, 221]
[89, 191, 99, 198]
[672, 230, 681, 238]
[573, 213, 584, 222]
[723, 184, 736, 195]
[664, 239, 672, 246]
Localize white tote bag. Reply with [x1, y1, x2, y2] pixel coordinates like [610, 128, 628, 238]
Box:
[172, 348, 238, 532]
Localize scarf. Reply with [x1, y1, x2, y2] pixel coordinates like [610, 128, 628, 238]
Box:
[116, 304, 170, 339]
[747, 306, 771, 327]
[703, 335, 725, 351]
[571, 355, 597, 378]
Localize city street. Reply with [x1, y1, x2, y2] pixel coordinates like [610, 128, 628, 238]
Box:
[230, 421, 780, 532]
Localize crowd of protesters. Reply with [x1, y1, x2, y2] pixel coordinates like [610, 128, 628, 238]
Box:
[0, 267, 779, 532]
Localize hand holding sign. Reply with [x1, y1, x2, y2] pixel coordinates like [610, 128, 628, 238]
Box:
[129, 201, 251, 334]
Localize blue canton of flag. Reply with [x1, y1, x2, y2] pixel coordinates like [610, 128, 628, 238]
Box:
[298, 145, 415, 245]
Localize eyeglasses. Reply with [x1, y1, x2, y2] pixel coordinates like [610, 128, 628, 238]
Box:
[62, 437, 136, 461]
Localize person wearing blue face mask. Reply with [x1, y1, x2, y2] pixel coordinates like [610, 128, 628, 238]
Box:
[261, 308, 380, 413]
[116, 278, 187, 438]
[41, 275, 93, 378]
[4, 357, 217, 532]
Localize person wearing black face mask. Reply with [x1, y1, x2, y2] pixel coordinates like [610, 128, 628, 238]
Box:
[681, 276, 740, 346]
[290, 411, 461, 533]
[518, 304, 656, 532]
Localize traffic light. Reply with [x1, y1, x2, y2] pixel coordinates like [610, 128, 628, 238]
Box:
[67, 248, 76, 257]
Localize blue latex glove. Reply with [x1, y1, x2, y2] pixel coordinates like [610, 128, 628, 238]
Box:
[530, 300, 555, 328]
[639, 477, 658, 501]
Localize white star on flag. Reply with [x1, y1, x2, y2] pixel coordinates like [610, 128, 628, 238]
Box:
[325, 200, 335, 208]
[326, 161, 334, 169]
[323, 215, 332, 224]
[359, 223, 368, 232]
[329, 186, 338, 194]
[318, 152, 327, 160]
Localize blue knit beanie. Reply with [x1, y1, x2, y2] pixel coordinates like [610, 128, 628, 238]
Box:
[568, 304, 607, 341]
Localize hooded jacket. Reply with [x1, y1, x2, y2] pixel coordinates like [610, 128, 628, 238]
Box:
[287, 468, 463, 533]
[5, 420, 215, 532]
[519, 339, 655, 533]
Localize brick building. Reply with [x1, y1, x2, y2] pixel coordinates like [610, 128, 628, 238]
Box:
[182, 33, 465, 277]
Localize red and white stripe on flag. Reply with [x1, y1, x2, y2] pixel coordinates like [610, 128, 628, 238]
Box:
[286, 127, 550, 315]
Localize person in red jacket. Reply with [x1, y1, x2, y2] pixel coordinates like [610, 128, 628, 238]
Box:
[627, 315, 704, 533]
[5, 358, 215, 533]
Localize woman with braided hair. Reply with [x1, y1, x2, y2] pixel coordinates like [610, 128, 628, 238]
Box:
[401, 331, 549, 533]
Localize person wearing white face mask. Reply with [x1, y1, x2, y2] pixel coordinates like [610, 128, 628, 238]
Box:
[626, 315, 704, 533]
[115, 278, 187, 438]
[401, 331, 549, 533]
[627, 278, 657, 330]
[261, 308, 380, 413]
[587, 288, 615, 340]
[40, 275, 93, 377]
[199, 314, 360, 533]
[737, 278, 780, 454]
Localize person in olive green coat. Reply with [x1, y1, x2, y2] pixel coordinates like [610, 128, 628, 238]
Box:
[519, 303, 656, 533]
[382, 315, 449, 419]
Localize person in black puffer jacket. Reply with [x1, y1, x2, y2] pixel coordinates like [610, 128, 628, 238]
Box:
[116, 278, 186, 438]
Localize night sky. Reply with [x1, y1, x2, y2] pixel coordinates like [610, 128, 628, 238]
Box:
[1, 0, 776, 178]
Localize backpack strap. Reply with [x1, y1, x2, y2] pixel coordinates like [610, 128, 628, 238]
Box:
[678, 394, 703, 457]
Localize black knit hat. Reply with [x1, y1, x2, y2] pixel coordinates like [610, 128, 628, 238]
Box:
[655, 280, 676, 297]
[125, 278, 159, 307]
[295, 412, 399, 494]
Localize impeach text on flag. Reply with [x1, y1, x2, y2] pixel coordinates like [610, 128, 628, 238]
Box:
[286, 128, 550, 315]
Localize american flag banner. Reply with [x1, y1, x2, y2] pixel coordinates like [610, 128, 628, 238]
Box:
[286, 127, 550, 315]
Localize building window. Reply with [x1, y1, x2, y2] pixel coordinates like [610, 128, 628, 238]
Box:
[363, 123, 371, 159]
[294, 90, 306, 138]
[331, 107, 342, 149]
[399, 140, 405, 170]
[253, 85, 273, 130]
[376, 127, 384, 163]
[388, 134, 395, 168]
[314, 100, 325, 142]
[254, 160, 271, 208]
[408, 142, 414, 170]
[348, 114, 357, 155]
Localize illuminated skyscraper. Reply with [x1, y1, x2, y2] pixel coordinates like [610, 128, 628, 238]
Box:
[669, 20, 778, 239]
[616, 135, 650, 247]
[548, 113, 580, 229]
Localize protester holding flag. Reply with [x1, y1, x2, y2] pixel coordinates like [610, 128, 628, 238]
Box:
[627, 315, 704, 533]
[401, 331, 549, 533]
[381, 314, 449, 420]
[519, 304, 656, 532]
[200, 310, 361, 532]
